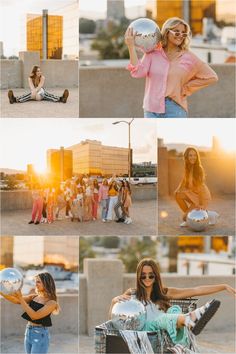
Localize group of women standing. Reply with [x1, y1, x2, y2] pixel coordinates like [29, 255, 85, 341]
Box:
[28, 176, 132, 225]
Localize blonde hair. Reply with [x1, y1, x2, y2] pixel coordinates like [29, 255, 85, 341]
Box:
[161, 17, 191, 50]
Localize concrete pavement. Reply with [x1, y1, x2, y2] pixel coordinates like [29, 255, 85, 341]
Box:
[158, 196, 235, 236]
[1, 88, 79, 118]
[1, 200, 156, 236]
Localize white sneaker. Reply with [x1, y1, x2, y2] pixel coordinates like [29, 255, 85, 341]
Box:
[126, 217, 132, 225]
[124, 218, 128, 224]
[208, 211, 219, 225]
[102, 219, 106, 222]
[180, 221, 187, 227]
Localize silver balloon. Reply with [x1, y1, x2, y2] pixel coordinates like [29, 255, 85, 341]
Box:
[127, 18, 161, 53]
[0, 268, 23, 295]
[187, 209, 209, 232]
[111, 295, 146, 331]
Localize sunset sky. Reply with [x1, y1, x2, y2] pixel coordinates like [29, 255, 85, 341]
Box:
[0, 118, 157, 172]
[157, 118, 236, 153]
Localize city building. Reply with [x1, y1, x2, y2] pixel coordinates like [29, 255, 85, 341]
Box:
[0, 237, 14, 268]
[146, 0, 216, 34]
[67, 139, 131, 177]
[107, 0, 125, 21]
[14, 236, 78, 270]
[0, 41, 3, 57]
[27, 10, 63, 59]
[47, 147, 73, 181]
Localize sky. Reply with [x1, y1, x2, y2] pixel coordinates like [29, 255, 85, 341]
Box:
[157, 118, 236, 152]
[79, 0, 146, 19]
[0, 118, 157, 172]
[0, 0, 79, 57]
[79, 0, 236, 20]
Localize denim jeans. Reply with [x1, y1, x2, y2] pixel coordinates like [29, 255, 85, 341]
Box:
[101, 199, 109, 220]
[144, 98, 188, 118]
[24, 326, 50, 354]
[106, 196, 118, 220]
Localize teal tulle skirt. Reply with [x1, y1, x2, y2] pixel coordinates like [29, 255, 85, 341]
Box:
[144, 305, 189, 346]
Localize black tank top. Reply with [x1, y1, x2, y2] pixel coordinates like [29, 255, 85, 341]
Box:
[21, 300, 52, 327]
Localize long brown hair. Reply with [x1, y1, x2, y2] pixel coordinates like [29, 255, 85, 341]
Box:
[136, 258, 170, 311]
[29, 65, 41, 87]
[36, 272, 60, 314]
[183, 147, 205, 188]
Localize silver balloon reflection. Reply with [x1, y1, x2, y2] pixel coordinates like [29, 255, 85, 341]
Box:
[187, 209, 209, 232]
[0, 268, 23, 295]
[111, 295, 146, 331]
[127, 18, 161, 53]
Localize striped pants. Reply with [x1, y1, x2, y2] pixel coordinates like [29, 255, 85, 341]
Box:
[114, 197, 125, 219]
[17, 89, 60, 103]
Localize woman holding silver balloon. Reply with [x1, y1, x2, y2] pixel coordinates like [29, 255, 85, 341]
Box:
[0, 272, 59, 354]
[174, 147, 211, 227]
[125, 17, 218, 118]
[109, 258, 235, 348]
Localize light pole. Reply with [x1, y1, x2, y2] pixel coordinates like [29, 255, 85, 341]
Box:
[112, 118, 134, 181]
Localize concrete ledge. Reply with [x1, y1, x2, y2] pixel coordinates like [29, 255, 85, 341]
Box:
[0, 60, 22, 89]
[1, 191, 32, 211]
[79, 64, 235, 118]
[0, 52, 79, 89]
[0, 186, 156, 211]
[1, 294, 78, 337]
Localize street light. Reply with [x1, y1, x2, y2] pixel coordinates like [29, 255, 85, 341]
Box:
[112, 118, 134, 181]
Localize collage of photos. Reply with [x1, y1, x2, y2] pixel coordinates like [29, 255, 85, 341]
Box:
[0, 1, 235, 354]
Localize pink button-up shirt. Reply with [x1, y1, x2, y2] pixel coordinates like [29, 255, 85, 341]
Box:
[127, 47, 218, 114]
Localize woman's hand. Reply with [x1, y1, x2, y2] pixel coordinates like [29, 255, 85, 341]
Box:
[112, 294, 131, 305]
[12, 289, 23, 300]
[125, 27, 135, 48]
[225, 284, 236, 297]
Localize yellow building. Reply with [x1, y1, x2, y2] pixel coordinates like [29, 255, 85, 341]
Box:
[146, 0, 216, 34]
[178, 236, 228, 253]
[47, 148, 73, 181]
[68, 139, 130, 177]
[27, 11, 63, 59]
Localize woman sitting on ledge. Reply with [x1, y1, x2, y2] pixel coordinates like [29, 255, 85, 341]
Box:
[8, 65, 69, 104]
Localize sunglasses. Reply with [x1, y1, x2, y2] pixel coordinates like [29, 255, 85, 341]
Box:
[169, 29, 188, 38]
[140, 274, 155, 280]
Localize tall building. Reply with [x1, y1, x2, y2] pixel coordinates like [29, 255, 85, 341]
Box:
[0, 41, 3, 57]
[13, 236, 78, 270]
[146, 0, 216, 34]
[67, 139, 130, 177]
[47, 147, 73, 181]
[27, 10, 63, 59]
[107, 0, 125, 21]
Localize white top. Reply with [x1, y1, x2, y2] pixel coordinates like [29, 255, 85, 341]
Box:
[143, 301, 162, 322]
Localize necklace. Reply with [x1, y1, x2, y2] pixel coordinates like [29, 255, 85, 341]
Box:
[165, 48, 181, 60]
